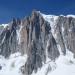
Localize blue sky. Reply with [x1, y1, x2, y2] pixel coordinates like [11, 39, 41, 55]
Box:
[0, 0, 75, 24]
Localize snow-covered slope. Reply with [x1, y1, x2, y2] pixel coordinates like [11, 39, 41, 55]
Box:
[0, 50, 75, 75]
[0, 53, 27, 75]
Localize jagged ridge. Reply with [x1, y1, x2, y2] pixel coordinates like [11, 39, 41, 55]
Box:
[0, 11, 75, 75]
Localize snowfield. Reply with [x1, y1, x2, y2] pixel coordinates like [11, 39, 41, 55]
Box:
[0, 52, 27, 75]
[0, 51, 75, 75]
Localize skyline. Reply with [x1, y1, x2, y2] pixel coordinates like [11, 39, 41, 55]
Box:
[0, 0, 75, 24]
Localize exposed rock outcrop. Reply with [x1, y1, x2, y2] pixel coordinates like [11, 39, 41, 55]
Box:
[0, 11, 60, 75]
[54, 16, 75, 56]
[20, 11, 59, 75]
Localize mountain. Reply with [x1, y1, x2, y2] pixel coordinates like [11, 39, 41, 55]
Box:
[0, 10, 75, 75]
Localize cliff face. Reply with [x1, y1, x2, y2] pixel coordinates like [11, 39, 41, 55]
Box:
[42, 14, 75, 56]
[0, 18, 19, 57]
[56, 16, 75, 56]
[22, 11, 59, 75]
[0, 11, 75, 75]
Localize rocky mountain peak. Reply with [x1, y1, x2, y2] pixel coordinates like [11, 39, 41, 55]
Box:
[0, 11, 75, 75]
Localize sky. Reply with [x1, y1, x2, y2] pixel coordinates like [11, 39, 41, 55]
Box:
[0, 0, 75, 24]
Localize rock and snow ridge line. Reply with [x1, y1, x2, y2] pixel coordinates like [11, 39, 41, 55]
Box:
[0, 11, 75, 75]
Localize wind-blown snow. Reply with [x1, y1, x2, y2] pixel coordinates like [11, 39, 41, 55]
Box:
[0, 52, 27, 75]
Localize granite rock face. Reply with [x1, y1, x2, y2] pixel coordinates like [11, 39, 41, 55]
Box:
[21, 11, 59, 75]
[54, 16, 75, 56]
[0, 11, 60, 75]
[0, 18, 20, 57]
[0, 11, 75, 75]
